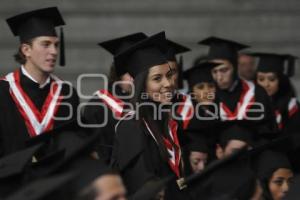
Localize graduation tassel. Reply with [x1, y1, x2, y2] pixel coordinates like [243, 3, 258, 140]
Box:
[59, 27, 65, 66]
[177, 56, 184, 89]
[286, 55, 297, 77]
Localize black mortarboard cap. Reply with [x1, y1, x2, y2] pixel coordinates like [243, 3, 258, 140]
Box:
[72, 159, 112, 192]
[183, 147, 248, 185]
[187, 136, 209, 153]
[251, 53, 286, 75]
[218, 123, 254, 148]
[114, 31, 168, 78]
[166, 39, 190, 61]
[251, 52, 298, 77]
[286, 54, 298, 77]
[98, 32, 148, 76]
[255, 150, 291, 181]
[129, 175, 174, 200]
[0, 144, 43, 179]
[198, 36, 249, 67]
[182, 147, 256, 200]
[183, 61, 218, 88]
[5, 172, 76, 200]
[6, 7, 66, 66]
[176, 56, 184, 89]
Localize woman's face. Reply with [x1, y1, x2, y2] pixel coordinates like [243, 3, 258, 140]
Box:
[268, 168, 293, 200]
[192, 82, 216, 104]
[256, 72, 279, 96]
[146, 63, 175, 104]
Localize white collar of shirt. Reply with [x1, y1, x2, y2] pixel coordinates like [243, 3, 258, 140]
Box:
[21, 65, 51, 89]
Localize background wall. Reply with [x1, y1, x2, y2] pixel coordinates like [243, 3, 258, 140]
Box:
[0, 0, 299, 99]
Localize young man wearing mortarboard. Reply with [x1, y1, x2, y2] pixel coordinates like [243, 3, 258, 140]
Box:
[0, 7, 79, 157]
[198, 37, 277, 139]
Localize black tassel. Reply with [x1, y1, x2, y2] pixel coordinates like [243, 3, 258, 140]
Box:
[177, 56, 184, 89]
[59, 27, 65, 66]
[287, 55, 297, 77]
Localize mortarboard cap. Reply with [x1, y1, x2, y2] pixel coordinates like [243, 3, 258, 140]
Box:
[251, 52, 298, 77]
[166, 39, 190, 61]
[98, 32, 148, 55]
[251, 53, 286, 75]
[198, 36, 249, 67]
[255, 150, 291, 181]
[183, 60, 218, 88]
[5, 172, 76, 200]
[129, 175, 174, 200]
[114, 31, 168, 78]
[218, 123, 254, 148]
[187, 136, 209, 154]
[0, 144, 43, 179]
[72, 159, 112, 192]
[176, 56, 184, 89]
[0, 144, 43, 197]
[6, 7, 66, 66]
[98, 32, 148, 76]
[183, 147, 255, 199]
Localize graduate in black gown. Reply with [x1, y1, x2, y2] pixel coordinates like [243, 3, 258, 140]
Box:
[182, 59, 220, 162]
[198, 37, 277, 139]
[255, 150, 294, 200]
[253, 52, 300, 173]
[0, 7, 79, 157]
[110, 32, 186, 198]
[253, 53, 300, 134]
[83, 32, 147, 164]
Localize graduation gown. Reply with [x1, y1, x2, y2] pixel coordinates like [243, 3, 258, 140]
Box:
[272, 95, 300, 172]
[82, 86, 128, 164]
[111, 113, 183, 196]
[215, 79, 277, 139]
[0, 68, 79, 157]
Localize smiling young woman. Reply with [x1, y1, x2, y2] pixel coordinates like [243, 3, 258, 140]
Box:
[110, 32, 187, 199]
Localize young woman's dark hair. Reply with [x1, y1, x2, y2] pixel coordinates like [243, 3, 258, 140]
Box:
[130, 70, 178, 161]
[276, 73, 296, 98]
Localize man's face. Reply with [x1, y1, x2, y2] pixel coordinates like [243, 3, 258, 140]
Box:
[211, 59, 234, 90]
[22, 36, 59, 74]
[93, 174, 127, 200]
[189, 151, 208, 173]
[192, 82, 216, 104]
[238, 54, 256, 80]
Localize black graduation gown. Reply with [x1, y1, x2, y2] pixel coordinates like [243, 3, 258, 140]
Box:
[215, 79, 277, 140]
[0, 69, 79, 157]
[111, 115, 180, 195]
[273, 95, 300, 172]
[82, 86, 128, 164]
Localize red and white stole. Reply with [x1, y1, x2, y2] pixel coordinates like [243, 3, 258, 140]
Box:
[144, 119, 181, 178]
[288, 97, 299, 118]
[220, 80, 255, 121]
[5, 70, 63, 137]
[176, 94, 194, 129]
[94, 89, 124, 118]
[275, 110, 283, 130]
